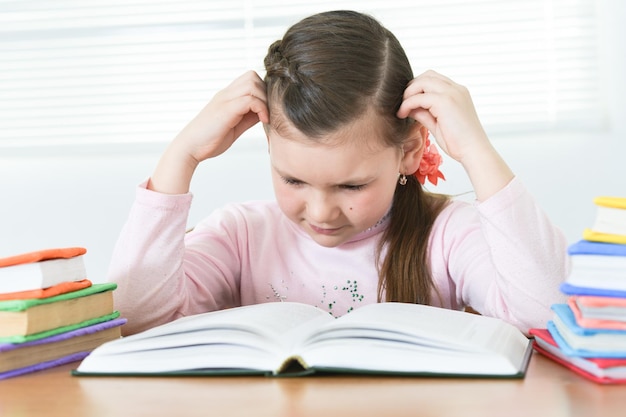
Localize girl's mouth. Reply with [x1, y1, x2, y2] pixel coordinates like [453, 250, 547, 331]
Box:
[309, 224, 342, 235]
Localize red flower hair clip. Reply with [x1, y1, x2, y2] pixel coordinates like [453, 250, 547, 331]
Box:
[415, 138, 445, 186]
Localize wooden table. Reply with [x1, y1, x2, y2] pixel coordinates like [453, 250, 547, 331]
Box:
[1, 353, 625, 417]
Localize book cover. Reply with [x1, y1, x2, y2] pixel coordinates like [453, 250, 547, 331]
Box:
[594, 196, 626, 210]
[72, 302, 532, 379]
[0, 282, 116, 312]
[0, 351, 90, 380]
[0, 247, 86, 268]
[560, 282, 626, 298]
[568, 240, 626, 256]
[583, 229, 626, 245]
[0, 279, 92, 301]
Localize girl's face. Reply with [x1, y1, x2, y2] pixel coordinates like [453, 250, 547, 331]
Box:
[267, 114, 404, 248]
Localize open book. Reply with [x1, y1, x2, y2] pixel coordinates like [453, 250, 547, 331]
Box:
[73, 302, 532, 378]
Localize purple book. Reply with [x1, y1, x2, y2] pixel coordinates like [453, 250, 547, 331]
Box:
[0, 352, 91, 380]
[0, 318, 126, 380]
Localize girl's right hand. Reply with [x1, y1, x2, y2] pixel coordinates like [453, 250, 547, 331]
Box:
[174, 70, 269, 163]
[148, 71, 269, 194]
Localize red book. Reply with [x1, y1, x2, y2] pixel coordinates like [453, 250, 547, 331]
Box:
[530, 328, 626, 384]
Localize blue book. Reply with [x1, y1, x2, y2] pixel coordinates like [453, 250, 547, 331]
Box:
[552, 304, 626, 335]
[547, 321, 626, 358]
[560, 282, 626, 298]
[547, 305, 626, 358]
[568, 240, 626, 257]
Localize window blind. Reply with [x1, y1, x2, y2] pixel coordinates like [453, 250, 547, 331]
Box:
[0, 0, 601, 148]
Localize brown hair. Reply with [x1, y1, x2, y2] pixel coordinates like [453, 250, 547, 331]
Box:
[263, 10, 449, 304]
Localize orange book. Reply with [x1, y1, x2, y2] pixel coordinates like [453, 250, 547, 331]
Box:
[0, 247, 86, 268]
[0, 248, 87, 294]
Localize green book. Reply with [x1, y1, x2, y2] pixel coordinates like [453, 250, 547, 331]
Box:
[0, 283, 119, 341]
[0, 282, 116, 311]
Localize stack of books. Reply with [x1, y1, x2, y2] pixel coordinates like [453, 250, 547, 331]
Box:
[0, 247, 126, 379]
[530, 196, 626, 384]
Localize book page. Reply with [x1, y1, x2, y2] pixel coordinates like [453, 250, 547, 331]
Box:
[297, 303, 530, 375]
[76, 302, 333, 374]
[594, 206, 626, 235]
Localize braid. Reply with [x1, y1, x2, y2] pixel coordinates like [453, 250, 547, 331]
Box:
[264, 41, 300, 85]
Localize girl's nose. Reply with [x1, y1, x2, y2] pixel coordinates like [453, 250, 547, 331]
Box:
[306, 191, 340, 224]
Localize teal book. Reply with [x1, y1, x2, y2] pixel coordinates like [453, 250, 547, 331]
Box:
[73, 302, 532, 379]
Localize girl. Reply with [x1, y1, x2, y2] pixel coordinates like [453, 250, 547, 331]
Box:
[109, 10, 569, 335]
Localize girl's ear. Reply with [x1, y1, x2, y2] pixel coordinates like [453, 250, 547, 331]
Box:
[262, 123, 271, 152]
[401, 124, 428, 176]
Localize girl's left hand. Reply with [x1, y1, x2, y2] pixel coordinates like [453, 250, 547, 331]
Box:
[396, 70, 490, 165]
[397, 70, 514, 201]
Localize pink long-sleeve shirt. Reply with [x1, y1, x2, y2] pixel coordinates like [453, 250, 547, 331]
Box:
[108, 177, 569, 335]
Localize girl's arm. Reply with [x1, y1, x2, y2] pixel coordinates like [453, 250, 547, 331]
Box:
[109, 71, 269, 334]
[397, 70, 513, 201]
[149, 71, 269, 194]
[432, 181, 569, 333]
[399, 71, 569, 331]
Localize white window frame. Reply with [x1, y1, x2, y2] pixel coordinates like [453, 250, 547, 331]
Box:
[0, 0, 606, 152]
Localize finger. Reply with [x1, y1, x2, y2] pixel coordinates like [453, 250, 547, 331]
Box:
[396, 91, 441, 119]
[221, 71, 268, 106]
[403, 72, 456, 100]
[234, 111, 265, 139]
[225, 94, 269, 137]
[248, 95, 270, 124]
[409, 108, 437, 134]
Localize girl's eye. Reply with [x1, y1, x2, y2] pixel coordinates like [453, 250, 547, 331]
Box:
[282, 177, 303, 186]
[340, 184, 365, 191]
[281, 176, 365, 191]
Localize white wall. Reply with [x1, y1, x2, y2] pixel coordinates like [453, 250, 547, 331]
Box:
[2, 130, 625, 284]
[1, 1, 625, 283]
[0, 139, 273, 282]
